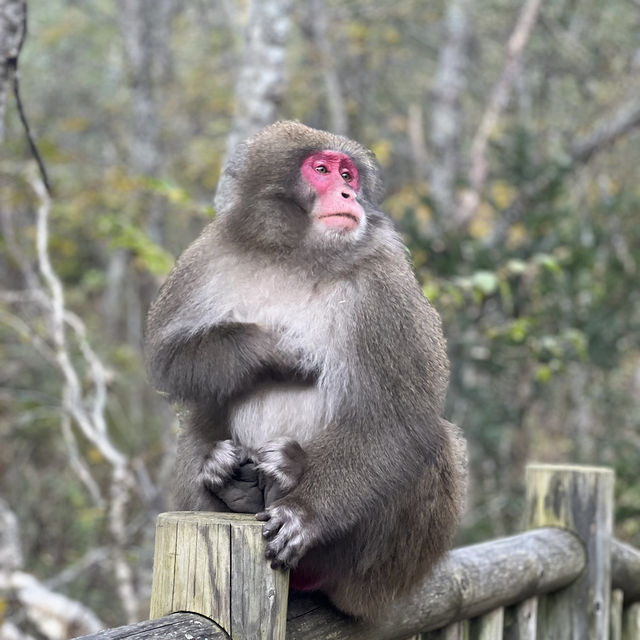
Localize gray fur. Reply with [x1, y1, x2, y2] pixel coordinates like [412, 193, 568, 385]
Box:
[144, 121, 467, 620]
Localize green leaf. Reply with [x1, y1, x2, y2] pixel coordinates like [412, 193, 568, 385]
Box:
[471, 270, 499, 295]
[534, 253, 561, 275]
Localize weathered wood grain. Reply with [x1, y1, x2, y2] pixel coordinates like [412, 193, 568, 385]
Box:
[503, 597, 537, 640]
[622, 603, 640, 640]
[421, 620, 469, 639]
[469, 608, 504, 640]
[612, 538, 640, 603]
[285, 527, 584, 639]
[75, 462, 640, 640]
[525, 463, 614, 640]
[150, 512, 289, 640]
[74, 613, 227, 640]
[610, 590, 623, 640]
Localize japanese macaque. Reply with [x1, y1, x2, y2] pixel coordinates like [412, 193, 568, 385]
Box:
[144, 121, 467, 619]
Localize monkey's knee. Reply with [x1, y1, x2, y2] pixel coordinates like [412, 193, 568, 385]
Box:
[199, 439, 248, 490]
[255, 437, 306, 506]
[256, 437, 306, 490]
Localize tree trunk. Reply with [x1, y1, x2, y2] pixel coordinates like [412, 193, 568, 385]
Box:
[224, 0, 292, 160]
[0, 0, 25, 143]
[429, 0, 472, 225]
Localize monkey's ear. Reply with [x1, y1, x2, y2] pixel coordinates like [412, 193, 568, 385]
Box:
[214, 141, 250, 216]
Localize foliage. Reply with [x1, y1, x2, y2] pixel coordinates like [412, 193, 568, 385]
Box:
[1, 0, 639, 628]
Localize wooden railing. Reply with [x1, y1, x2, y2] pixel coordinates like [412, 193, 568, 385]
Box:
[77, 464, 640, 640]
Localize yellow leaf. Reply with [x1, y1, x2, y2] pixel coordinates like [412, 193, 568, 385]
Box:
[87, 447, 104, 464]
[383, 27, 401, 44]
[370, 139, 393, 167]
[40, 8, 88, 44]
[469, 202, 494, 240]
[507, 223, 528, 249]
[490, 180, 517, 209]
[60, 117, 90, 133]
[347, 22, 368, 42]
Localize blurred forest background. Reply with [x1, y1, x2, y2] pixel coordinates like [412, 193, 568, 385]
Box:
[1, 0, 639, 636]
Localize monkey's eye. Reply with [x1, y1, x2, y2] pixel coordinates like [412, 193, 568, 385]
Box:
[315, 165, 328, 174]
[341, 171, 353, 182]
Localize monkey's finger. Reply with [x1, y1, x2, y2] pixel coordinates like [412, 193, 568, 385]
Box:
[266, 538, 301, 570]
[261, 517, 285, 539]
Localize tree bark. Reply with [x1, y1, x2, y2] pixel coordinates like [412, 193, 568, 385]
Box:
[224, 0, 292, 160]
[0, 0, 25, 143]
[429, 0, 472, 224]
[304, 0, 348, 135]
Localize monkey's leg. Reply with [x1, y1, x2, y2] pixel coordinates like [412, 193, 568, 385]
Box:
[256, 437, 307, 507]
[200, 440, 265, 513]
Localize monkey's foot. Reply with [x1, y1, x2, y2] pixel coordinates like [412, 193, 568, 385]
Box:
[216, 461, 264, 513]
[257, 503, 313, 569]
[256, 437, 306, 506]
[200, 441, 264, 513]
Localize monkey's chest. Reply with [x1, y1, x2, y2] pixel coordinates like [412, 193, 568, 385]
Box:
[228, 380, 328, 449]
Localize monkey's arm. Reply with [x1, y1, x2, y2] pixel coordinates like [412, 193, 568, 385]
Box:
[147, 322, 296, 403]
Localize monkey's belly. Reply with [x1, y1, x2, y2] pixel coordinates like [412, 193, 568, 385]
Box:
[228, 382, 327, 449]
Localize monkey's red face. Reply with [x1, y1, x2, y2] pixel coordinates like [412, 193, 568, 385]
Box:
[301, 151, 365, 233]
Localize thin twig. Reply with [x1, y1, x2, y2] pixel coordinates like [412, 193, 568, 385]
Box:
[12, 64, 52, 195]
[456, 0, 544, 228]
[29, 170, 140, 622]
[3, 1, 52, 195]
[489, 94, 640, 246]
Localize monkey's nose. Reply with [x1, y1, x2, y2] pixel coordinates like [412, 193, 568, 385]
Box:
[341, 190, 353, 199]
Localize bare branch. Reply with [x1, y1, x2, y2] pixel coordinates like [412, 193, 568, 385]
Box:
[0, 0, 26, 143]
[28, 171, 140, 622]
[0, 571, 104, 639]
[0, 499, 22, 571]
[570, 97, 640, 163]
[0, 501, 103, 639]
[60, 413, 105, 506]
[0, 0, 51, 193]
[32, 173, 126, 468]
[45, 548, 110, 590]
[456, 0, 544, 228]
[489, 94, 640, 245]
[408, 102, 429, 182]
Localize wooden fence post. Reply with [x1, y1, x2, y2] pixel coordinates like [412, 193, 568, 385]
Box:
[149, 512, 289, 640]
[525, 464, 614, 640]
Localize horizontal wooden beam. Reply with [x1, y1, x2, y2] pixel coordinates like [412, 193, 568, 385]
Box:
[612, 538, 640, 603]
[75, 530, 640, 640]
[286, 527, 585, 638]
[75, 613, 227, 640]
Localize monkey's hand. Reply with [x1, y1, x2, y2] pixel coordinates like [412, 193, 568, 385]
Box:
[256, 437, 306, 507]
[256, 502, 314, 570]
[200, 440, 264, 513]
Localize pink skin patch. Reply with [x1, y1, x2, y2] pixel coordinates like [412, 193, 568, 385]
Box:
[290, 567, 325, 592]
[301, 151, 365, 232]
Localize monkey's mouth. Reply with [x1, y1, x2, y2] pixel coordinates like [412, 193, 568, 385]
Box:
[318, 212, 361, 231]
